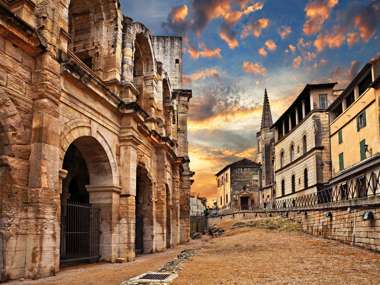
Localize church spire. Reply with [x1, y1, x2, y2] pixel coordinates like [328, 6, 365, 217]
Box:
[260, 88, 273, 130]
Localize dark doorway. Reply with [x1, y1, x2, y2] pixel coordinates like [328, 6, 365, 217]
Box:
[60, 143, 100, 264]
[135, 166, 153, 254]
[240, 197, 249, 210]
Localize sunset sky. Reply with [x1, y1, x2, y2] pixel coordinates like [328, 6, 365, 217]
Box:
[123, 0, 380, 203]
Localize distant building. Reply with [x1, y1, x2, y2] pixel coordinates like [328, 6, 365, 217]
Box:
[272, 83, 337, 206]
[328, 56, 380, 201]
[216, 159, 261, 210]
[256, 89, 275, 208]
[190, 196, 207, 216]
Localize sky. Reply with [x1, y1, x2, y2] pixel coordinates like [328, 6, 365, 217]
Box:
[122, 0, 380, 204]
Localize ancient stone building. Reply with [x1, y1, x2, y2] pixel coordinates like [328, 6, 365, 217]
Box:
[0, 0, 192, 281]
[256, 89, 275, 208]
[216, 159, 261, 211]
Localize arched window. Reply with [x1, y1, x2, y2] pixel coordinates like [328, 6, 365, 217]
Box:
[281, 179, 285, 196]
[304, 168, 308, 189]
[291, 175, 296, 193]
[303, 135, 307, 154]
[280, 150, 285, 168]
[290, 144, 295, 162]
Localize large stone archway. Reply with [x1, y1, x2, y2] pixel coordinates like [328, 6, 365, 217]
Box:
[60, 126, 121, 263]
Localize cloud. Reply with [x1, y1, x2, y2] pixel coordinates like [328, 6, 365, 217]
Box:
[258, 47, 267, 57]
[242, 61, 267, 75]
[303, 0, 339, 35]
[163, 0, 264, 37]
[241, 18, 270, 38]
[287, 44, 296, 53]
[169, 4, 189, 23]
[278, 25, 292, 39]
[314, 28, 345, 52]
[219, 24, 239, 49]
[186, 42, 222, 59]
[313, 58, 328, 69]
[312, 1, 380, 52]
[183, 68, 220, 85]
[265, 39, 277, 51]
[293, 56, 303, 68]
[328, 60, 361, 88]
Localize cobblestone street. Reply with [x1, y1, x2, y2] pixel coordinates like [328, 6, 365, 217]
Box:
[10, 219, 380, 285]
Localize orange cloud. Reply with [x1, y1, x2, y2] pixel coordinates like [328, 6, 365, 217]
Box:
[303, 0, 339, 35]
[241, 18, 270, 38]
[314, 29, 345, 52]
[219, 26, 239, 49]
[183, 68, 220, 85]
[288, 44, 296, 53]
[265, 39, 277, 51]
[278, 26, 292, 39]
[258, 47, 267, 57]
[170, 5, 189, 23]
[223, 2, 264, 26]
[354, 14, 376, 41]
[187, 43, 222, 59]
[293, 56, 302, 68]
[242, 61, 267, 76]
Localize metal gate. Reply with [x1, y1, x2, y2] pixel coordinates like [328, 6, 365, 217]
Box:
[60, 202, 100, 263]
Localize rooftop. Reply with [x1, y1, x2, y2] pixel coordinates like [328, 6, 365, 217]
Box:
[215, 158, 260, 177]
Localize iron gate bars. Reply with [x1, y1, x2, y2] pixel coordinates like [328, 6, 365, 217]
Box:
[60, 202, 100, 263]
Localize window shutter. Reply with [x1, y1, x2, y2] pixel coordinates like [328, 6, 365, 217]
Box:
[363, 111, 367, 127]
[360, 140, 366, 161]
[357, 116, 360, 132]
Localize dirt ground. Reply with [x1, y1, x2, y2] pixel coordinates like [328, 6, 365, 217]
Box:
[10, 219, 380, 285]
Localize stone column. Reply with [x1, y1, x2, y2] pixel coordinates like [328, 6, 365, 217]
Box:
[119, 141, 138, 261]
[86, 186, 121, 262]
[154, 149, 167, 251]
[26, 97, 61, 279]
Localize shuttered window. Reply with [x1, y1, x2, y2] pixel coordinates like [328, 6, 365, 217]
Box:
[338, 129, 343, 144]
[339, 153, 344, 171]
[360, 139, 367, 161]
[357, 111, 366, 131]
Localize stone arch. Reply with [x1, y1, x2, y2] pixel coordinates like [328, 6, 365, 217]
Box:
[59, 0, 122, 78]
[60, 120, 119, 187]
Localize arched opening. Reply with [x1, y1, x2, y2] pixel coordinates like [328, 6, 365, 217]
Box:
[303, 135, 307, 154]
[60, 136, 114, 264]
[166, 184, 172, 249]
[304, 168, 309, 189]
[291, 175, 296, 193]
[68, 0, 105, 71]
[133, 33, 154, 108]
[281, 179, 285, 196]
[280, 150, 284, 168]
[290, 144, 295, 162]
[135, 165, 154, 254]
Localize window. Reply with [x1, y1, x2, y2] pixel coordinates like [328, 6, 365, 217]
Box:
[281, 179, 285, 196]
[319, 94, 328, 109]
[175, 58, 180, 64]
[360, 139, 367, 161]
[302, 135, 307, 154]
[345, 91, 355, 108]
[338, 129, 343, 144]
[220, 197, 222, 205]
[357, 111, 366, 131]
[356, 176, 367, 198]
[291, 175, 296, 193]
[304, 168, 308, 189]
[280, 151, 285, 168]
[358, 72, 372, 96]
[339, 153, 344, 171]
[290, 144, 295, 162]
[226, 194, 228, 204]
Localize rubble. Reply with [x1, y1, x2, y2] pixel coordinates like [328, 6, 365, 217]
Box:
[208, 225, 225, 237]
[159, 250, 196, 273]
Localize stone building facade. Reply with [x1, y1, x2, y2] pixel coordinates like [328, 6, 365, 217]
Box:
[256, 89, 275, 208]
[0, 0, 192, 281]
[216, 159, 261, 211]
[272, 83, 336, 206]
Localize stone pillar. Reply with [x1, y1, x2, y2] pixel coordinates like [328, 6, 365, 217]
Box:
[86, 186, 121, 262]
[172, 169, 181, 245]
[154, 149, 167, 251]
[26, 97, 61, 279]
[119, 137, 139, 260]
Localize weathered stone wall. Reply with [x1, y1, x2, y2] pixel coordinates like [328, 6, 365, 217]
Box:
[209, 205, 380, 252]
[0, 0, 192, 281]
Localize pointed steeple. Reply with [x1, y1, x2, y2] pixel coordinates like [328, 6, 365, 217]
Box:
[260, 88, 273, 130]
